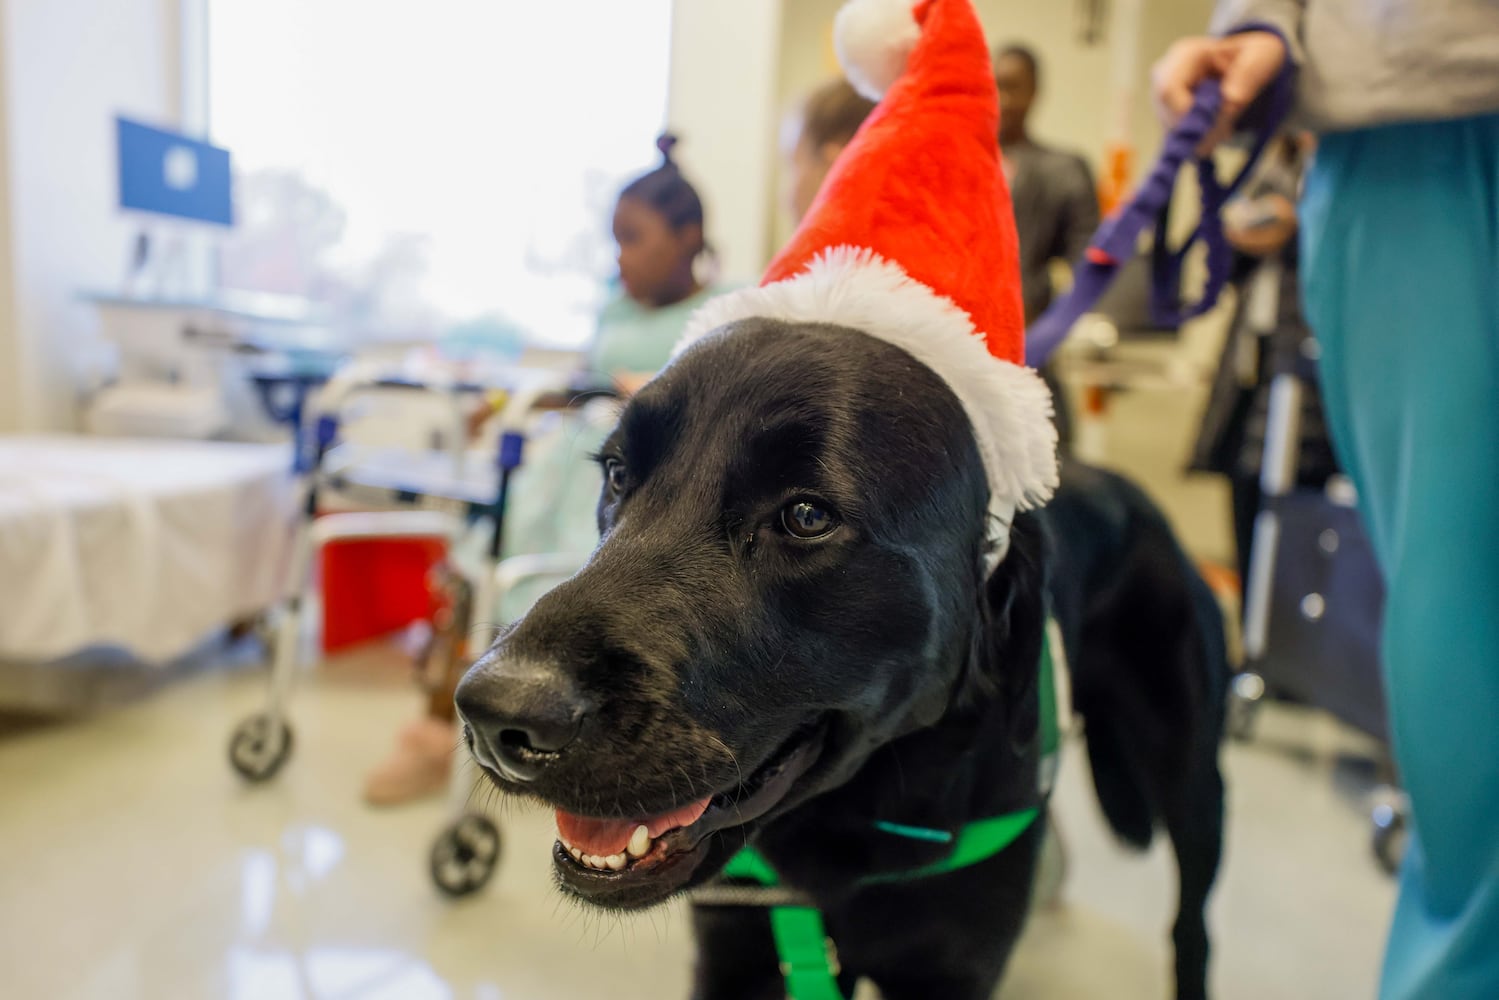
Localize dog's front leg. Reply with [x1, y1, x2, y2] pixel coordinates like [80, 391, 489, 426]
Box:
[689, 903, 790, 1000]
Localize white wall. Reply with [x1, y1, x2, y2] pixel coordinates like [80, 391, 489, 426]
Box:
[0, 0, 182, 432]
[665, 0, 784, 287]
[0, 1, 18, 431]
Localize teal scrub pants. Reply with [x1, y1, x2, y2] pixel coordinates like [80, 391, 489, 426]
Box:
[1301, 113, 1499, 1000]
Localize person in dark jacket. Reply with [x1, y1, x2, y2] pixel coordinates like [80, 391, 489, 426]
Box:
[994, 44, 1100, 449]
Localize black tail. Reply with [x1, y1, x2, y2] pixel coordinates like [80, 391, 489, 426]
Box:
[1046, 461, 1231, 852]
[1083, 708, 1158, 849]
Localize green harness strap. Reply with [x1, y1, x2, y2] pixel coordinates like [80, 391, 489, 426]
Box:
[717, 622, 1062, 1000]
[720, 841, 847, 1000]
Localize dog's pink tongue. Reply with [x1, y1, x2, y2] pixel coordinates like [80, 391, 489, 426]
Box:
[555, 797, 712, 857]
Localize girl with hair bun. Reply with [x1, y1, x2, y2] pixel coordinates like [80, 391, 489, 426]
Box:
[593, 132, 728, 394]
[364, 135, 732, 805]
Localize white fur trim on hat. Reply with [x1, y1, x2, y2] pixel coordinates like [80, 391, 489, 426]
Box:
[674, 247, 1059, 565]
[834, 0, 921, 101]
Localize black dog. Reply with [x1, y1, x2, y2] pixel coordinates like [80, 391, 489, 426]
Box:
[457, 319, 1228, 1000]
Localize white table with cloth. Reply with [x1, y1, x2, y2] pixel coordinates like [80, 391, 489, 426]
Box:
[0, 436, 294, 676]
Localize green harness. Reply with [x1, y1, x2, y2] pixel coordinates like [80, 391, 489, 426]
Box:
[714, 625, 1063, 1000]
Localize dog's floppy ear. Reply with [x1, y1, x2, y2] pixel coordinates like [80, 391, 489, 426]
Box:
[954, 515, 1048, 736]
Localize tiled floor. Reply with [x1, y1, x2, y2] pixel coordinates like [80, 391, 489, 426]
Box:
[0, 642, 1395, 1000]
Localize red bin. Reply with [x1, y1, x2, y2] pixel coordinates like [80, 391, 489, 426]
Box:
[319, 538, 447, 653]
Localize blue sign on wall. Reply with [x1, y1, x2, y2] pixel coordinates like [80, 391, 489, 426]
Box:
[116, 116, 233, 226]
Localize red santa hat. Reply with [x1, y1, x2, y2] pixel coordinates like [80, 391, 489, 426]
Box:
[674, 0, 1058, 563]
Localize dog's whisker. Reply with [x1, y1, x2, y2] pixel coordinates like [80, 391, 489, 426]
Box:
[672, 762, 697, 803]
[703, 732, 745, 795]
[462, 773, 483, 811]
[465, 619, 509, 647]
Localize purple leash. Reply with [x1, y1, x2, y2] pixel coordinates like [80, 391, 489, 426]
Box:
[1025, 56, 1295, 368]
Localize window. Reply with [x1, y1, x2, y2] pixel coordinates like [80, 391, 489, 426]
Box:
[207, 0, 673, 351]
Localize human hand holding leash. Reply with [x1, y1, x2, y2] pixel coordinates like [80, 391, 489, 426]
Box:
[1153, 31, 1288, 153]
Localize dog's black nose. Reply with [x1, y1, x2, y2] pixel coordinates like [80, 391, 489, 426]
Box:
[455, 657, 590, 781]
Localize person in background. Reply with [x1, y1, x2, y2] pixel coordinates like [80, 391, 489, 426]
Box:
[994, 44, 1100, 325]
[1154, 8, 1499, 997]
[993, 44, 1100, 448]
[593, 134, 725, 395]
[364, 136, 729, 805]
[782, 78, 877, 224]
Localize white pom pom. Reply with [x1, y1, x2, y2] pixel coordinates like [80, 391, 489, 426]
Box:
[833, 0, 921, 101]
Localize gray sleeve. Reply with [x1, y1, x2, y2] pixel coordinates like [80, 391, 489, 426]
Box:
[1058, 156, 1100, 267]
[1209, 0, 1306, 63]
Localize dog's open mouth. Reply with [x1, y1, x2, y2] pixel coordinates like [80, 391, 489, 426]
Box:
[548, 724, 826, 905]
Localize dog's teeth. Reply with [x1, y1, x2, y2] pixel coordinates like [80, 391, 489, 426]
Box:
[562, 837, 642, 870]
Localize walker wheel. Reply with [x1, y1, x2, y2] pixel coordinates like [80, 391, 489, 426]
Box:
[228, 713, 295, 782]
[1226, 671, 1266, 742]
[1371, 800, 1408, 876]
[430, 814, 502, 898]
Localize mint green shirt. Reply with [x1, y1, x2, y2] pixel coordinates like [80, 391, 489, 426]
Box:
[588, 284, 732, 377]
[455, 281, 736, 619]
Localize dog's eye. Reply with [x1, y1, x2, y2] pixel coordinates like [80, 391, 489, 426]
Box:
[781, 500, 836, 539]
[604, 459, 628, 495]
